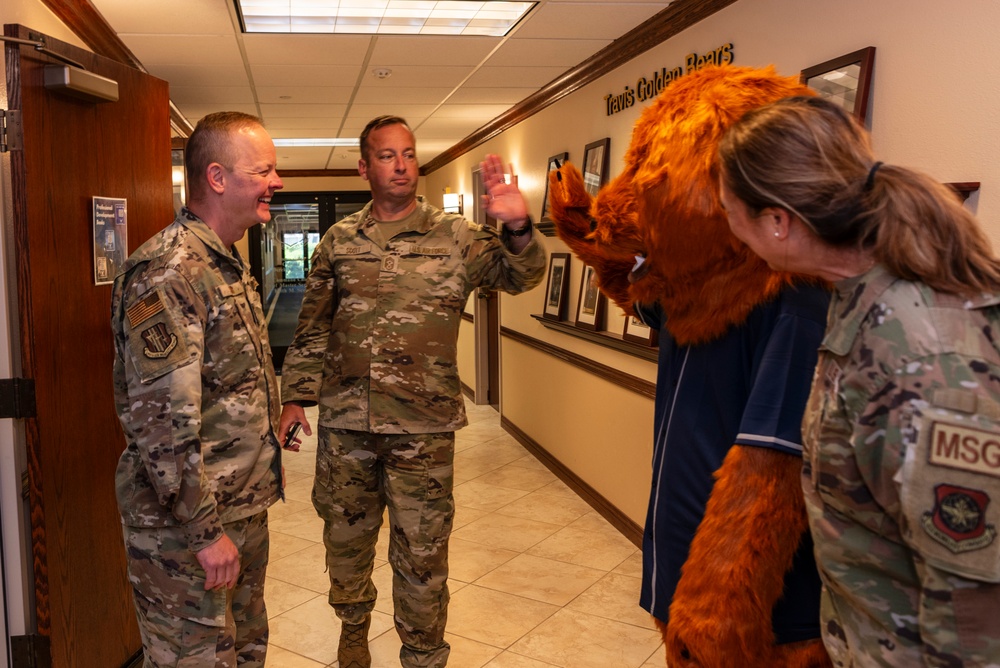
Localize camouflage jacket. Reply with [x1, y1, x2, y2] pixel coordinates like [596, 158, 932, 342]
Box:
[802, 264, 1000, 666]
[111, 209, 281, 553]
[281, 197, 546, 433]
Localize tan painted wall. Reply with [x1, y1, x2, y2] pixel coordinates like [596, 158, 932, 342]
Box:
[423, 0, 1000, 527]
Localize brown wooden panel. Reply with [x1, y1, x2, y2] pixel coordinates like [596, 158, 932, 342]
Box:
[6, 23, 173, 668]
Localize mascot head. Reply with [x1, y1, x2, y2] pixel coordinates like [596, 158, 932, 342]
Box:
[549, 65, 816, 345]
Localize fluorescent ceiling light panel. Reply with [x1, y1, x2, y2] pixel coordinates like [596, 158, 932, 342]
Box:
[273, 138, 361, 146]
[238, 1, 535, 36]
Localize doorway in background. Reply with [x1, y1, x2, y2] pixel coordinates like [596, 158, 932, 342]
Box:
[249, 191, 369, 369]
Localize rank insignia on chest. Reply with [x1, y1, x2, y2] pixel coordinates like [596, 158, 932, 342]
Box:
[381, 255, 399, 273]
[921, 483, 996, 553]
[140, 322, 178, 359]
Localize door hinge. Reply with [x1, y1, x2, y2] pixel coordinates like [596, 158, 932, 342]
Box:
[10, 634, 51, 668]
[0, 378, 36, 419]
[1, 109, 24, 152]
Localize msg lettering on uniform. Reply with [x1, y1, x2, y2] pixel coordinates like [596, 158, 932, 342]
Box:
[929, 421, 1000, 477]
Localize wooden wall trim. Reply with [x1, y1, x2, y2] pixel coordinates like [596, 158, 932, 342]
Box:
[39, 0, 142, 69]
[501, 416, 642, 547]
[501, 326, 655, 399]
[421, 0, 737, 173]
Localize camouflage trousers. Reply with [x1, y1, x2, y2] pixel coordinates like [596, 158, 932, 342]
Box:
[122, 511, 270, 667]
[314, 428, 455, 668]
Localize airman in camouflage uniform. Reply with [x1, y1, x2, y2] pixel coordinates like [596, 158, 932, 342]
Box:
[280, 116, 545, 668]
[718, 96, 1000, 667]
[803, 265, 1000, 666]
[112, 111, 283, 667]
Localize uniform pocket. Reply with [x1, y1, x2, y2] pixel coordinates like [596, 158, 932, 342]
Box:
[419, 464, 455, 538]
[124, 526, 228, 627]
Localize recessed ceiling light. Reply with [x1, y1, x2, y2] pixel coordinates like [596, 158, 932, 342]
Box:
[236, 1, 535, 37]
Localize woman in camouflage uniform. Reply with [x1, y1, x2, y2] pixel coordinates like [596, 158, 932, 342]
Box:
[717, 96, 1000, 666]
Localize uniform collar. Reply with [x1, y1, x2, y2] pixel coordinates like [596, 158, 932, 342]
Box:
[822, 264, 897, 356]
[179, 207, 245, 269]
[822, 263, 1000, 356]
[358, 196, 441, 248]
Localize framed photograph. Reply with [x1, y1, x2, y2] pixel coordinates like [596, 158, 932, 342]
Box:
[623, 313, 657, 346]
[536, 151, 569, 237]
[800, 46, 876, 124]
[542, 253, 571, 321]
[575, 264, 606, 331]
[581, 138, 610, 197]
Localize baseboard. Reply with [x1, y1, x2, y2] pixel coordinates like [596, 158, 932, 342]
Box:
[500, 416, 643, 548]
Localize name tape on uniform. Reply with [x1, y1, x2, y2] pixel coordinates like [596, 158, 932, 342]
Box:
[929, 421, 1000, 478]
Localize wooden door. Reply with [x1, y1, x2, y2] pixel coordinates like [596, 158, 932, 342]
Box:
[5, 24, 172, 667]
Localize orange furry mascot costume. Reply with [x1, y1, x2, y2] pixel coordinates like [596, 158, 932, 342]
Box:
[548, 66, 832, 667]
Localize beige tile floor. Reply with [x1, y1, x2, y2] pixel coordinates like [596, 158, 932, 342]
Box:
[264, 399, 667, 667]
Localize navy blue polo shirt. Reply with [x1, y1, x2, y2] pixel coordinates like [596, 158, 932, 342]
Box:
[636, 282, 829, 644]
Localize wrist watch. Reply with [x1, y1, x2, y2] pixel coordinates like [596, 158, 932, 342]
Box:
[506, 216, 533, 237]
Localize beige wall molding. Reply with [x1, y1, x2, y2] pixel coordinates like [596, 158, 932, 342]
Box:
[501, 327, 655, 399]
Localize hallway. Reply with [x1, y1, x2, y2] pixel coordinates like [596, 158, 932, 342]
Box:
[263, 400, 666, 667]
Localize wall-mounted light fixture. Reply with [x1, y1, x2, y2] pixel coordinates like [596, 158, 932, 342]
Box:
[442, 188, 463, 215]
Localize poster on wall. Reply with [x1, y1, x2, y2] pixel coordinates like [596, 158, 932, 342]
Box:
[93, 196, 128, 285]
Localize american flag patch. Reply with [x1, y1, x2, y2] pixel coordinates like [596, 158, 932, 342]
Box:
[127, 292, 164, 328]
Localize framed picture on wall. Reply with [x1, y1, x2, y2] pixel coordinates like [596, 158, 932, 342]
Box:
[575, 264, 606, 331]
[623, 312, 657, 346]
[581, 138, 611, 197]
[542, 252, 571, 320]
[536, 151, 569, 237]
[800, 46, 876, 124]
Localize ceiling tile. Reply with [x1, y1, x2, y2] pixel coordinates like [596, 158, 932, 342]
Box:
[86, 0, 693, 170]
[242, 34, 372, 66]
[433, 104, 513, 120]
[445, 87, 540, 104]
[146, 64, 251, 88]
[249, 64, 363, 88]
[255, 86, 356, 105]
[168, 86, 256, 105]
[181, 104, 261, 123]
[354, 65, 476, 88]
[368, 35, 501, 66]
[491, 38, 612, 67]
[93, 0, 234, 34]
[513, 3, 666, 40]
[258, 103, 350, 118]
[122, 34, 244, 66]
[272, 146, 337, 170]
[353, 87, 456, 105]
[463, 66, 569, 88]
